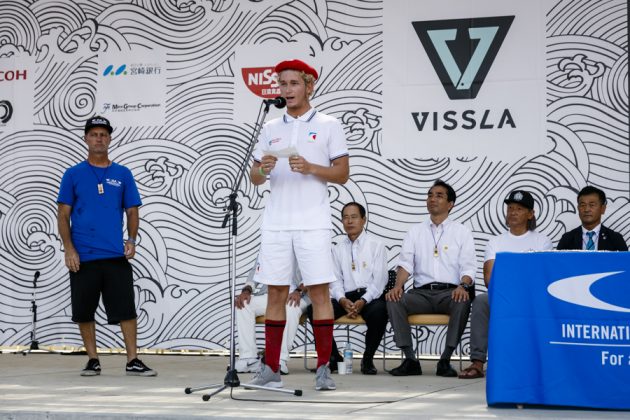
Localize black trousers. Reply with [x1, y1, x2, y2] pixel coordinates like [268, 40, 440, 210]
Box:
[307, 289, 389, 361]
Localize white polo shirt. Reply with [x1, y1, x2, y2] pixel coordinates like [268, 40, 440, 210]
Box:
[253, 108, 348, 230]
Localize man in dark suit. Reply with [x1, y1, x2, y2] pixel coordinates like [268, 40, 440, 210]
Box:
[557, 186, 628, 251]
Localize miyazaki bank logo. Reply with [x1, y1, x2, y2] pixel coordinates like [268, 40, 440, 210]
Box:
[103, 64, 127, 76]
[412, 16, 514, 100]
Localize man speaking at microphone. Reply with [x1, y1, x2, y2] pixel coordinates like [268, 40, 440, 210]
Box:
[248, 59, 349, 391]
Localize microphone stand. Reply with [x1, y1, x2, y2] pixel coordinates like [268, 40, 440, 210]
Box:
[22, 271, 54, 355]
[185, 98, 302, 400]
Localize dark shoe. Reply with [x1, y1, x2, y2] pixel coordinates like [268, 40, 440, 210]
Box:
[436, 359, 457, 377]
[328, 358, 338, 373]
[361, 359, 377, 375]
[389, 358, 422, 376]
[80, 358, 101, 376]
[126, 358, 158, 377]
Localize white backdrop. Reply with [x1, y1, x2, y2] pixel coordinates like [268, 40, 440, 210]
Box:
[0, 0, 627, 356]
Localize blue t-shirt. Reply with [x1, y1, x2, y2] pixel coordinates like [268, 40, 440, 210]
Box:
[57, 161, 142, 262]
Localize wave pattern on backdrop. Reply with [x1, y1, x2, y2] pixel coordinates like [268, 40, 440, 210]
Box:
[0, 0, 627, 356]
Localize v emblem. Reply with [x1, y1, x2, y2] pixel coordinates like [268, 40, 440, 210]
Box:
[412, 16, 514, 100]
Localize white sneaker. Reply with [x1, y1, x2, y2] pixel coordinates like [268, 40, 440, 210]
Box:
[315, 364, 336, 391]
[280, 360, 289, 375]
[234, 358, 260, 373]
[245, 364, 283, 389]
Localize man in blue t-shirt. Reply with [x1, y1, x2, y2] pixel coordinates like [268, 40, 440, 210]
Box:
[57, 116, 156, 377]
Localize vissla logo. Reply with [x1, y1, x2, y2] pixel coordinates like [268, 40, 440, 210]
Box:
[412, 16, 514, 100]
[547, 271, 630, 313]
[0, 100, 13, 124]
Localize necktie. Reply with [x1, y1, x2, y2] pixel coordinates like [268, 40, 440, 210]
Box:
[586, 231, 595, 250]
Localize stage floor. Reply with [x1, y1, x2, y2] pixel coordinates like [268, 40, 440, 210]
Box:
[0, 352, 624, 419]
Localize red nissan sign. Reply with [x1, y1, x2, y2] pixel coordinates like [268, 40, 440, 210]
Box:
[241, 67, 280, 98]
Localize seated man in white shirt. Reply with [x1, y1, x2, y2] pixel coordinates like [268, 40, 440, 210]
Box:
[459, 190, 552, 379]
[386, 180, 476, 377]
[234, 262, 309, 375]
[322, 202, 388, 375]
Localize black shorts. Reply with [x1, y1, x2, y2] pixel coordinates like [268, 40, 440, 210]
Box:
[70, 257, 137, 325]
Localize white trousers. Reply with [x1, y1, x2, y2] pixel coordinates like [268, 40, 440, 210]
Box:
[235, 294, 307, 362]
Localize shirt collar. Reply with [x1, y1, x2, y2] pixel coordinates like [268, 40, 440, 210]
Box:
[582, 224, 601, 236]
[429, 217, 451, 229]
[283, 108, 317, 123]
[344, 229, 366, 246]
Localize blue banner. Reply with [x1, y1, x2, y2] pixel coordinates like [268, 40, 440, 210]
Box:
[487, 252, 630, 409]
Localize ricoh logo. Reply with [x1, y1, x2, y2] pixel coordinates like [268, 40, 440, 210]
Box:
[242, 67, 280, 98]
[0, 69, 28, 81]
[411, 16, 515, 132]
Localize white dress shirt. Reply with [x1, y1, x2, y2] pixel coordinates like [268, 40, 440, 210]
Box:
[397, 218, 476, 287]
[330, 231, 388, 303]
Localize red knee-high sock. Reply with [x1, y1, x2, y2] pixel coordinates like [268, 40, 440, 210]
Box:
[264, 319, 286, 373]
[313, 319, 334, 369]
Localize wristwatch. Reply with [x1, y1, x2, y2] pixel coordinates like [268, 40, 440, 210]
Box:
[459, 282, 471, 291]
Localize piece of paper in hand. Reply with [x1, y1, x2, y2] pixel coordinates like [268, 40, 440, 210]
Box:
[266, 146, 298, 158]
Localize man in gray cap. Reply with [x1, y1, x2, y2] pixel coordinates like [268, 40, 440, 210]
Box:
[459, 190, 552, 379]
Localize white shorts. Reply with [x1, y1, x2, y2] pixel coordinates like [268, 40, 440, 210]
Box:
[255, 229, 334, 287]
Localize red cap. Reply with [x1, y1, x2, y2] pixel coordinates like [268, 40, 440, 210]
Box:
[274, 59, 318, 80]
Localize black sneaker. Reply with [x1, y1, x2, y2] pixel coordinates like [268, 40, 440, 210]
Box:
[81, 358, 101, 376]
[125, 358, 158, 377]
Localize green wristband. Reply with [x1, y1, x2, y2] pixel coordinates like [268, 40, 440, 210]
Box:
[258, 166, 266, 176]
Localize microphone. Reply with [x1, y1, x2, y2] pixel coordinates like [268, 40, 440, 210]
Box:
[34, 271, 40, 287]
[263, 96, 287, 109]
[34, 271, 40, 280]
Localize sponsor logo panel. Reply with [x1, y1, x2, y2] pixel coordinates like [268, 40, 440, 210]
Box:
[382, 0, 546, 160]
